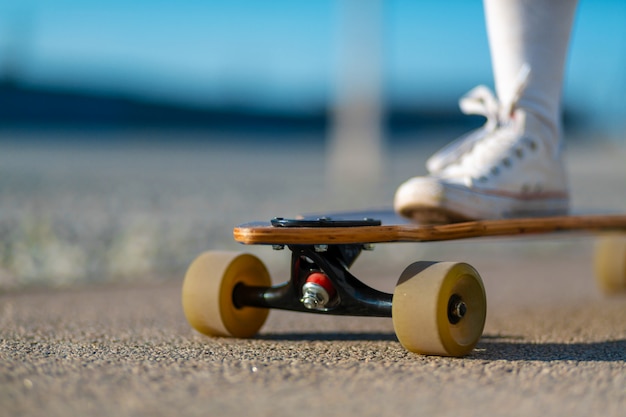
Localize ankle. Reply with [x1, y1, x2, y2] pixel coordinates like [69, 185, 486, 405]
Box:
[513, 107, 562, 157]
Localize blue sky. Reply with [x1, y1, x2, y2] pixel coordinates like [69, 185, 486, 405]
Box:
[1, 0, 625, 130]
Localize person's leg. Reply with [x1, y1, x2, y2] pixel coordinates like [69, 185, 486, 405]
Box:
[394, 0, 579, 222]
[486, 0, 578, 147]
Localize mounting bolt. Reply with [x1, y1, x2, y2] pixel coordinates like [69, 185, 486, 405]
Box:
[314, 244, 328, 252]
[272, 245, 285, 250]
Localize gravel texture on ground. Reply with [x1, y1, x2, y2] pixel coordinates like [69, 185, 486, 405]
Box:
[1, 276, 625, 417]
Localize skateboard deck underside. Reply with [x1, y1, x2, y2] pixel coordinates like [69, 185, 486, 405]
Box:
[234, 210, 626, 245]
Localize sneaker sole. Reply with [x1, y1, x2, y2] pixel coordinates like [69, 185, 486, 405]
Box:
[394, 177, 569, 223]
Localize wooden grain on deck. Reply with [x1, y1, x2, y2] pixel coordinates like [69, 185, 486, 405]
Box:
[233, 214, 626, 245]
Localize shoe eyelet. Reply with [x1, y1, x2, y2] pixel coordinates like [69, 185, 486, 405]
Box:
[491, 167, 500, 176]
[527, 139, 537, 151]
[515, 148, 524, 159]
[502, 158, 512, 167]
[478, 176, 488, 183]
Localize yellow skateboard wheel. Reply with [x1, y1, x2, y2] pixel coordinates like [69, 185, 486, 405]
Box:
[182, 251, 271, 338]
[594, 234, 626, 295]
[392, 261, 486, 357]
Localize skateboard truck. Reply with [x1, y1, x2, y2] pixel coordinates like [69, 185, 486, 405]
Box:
[233, 243, 392, 317]
[233, 217, 391, 316]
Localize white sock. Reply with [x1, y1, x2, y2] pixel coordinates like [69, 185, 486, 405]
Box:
[483, 0, 579, 140]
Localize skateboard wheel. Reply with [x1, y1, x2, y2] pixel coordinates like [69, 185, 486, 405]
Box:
[182, 251, 271, 338]
[392, 261, 486, 357]
[594, 234, 626, 295]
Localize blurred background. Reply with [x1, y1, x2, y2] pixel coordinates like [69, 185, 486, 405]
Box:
[1, 0, 625, 289]
[1, 0, 625, 133]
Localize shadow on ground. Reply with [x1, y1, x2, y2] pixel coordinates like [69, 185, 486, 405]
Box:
[259, 332, 626, 362]
[475, 337, 626, 362]
[258, 332, 398, 342]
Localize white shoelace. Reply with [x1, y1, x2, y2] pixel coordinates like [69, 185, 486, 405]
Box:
[427, 64, 531, 175]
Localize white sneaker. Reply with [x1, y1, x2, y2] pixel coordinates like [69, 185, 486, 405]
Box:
[394, 75, 569, 223]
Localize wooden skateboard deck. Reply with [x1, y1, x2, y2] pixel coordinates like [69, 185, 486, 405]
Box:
[234, 210, 626, 245]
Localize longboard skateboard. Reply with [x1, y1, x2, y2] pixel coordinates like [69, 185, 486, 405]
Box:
[182, 210, 626, 357]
